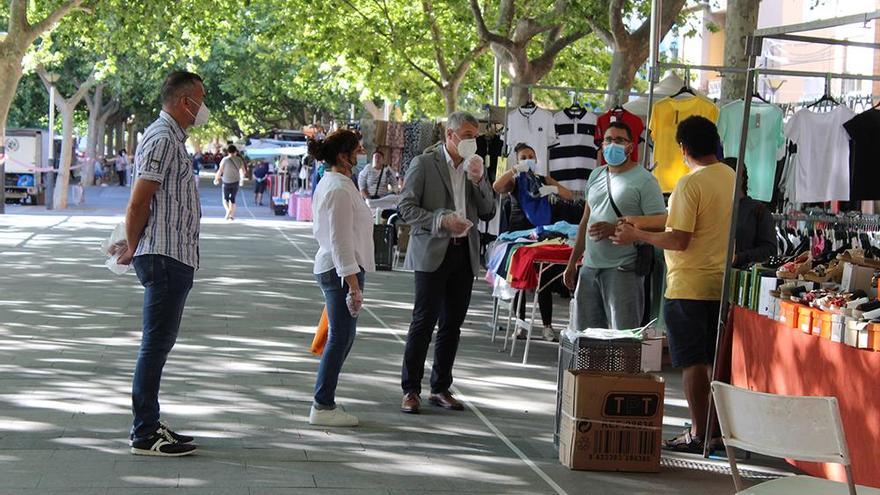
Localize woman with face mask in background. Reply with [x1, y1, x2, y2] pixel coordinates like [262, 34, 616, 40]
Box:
[307, 129, 375, 427]
[493, 143, 573, 342]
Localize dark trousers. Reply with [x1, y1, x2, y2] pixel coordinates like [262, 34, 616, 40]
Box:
[118, 170, 126, 186]
[130, 255, 194, 441]
[401, 242, 473, 395]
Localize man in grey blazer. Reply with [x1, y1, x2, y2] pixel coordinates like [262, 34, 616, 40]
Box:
[398, 111, 496, 414]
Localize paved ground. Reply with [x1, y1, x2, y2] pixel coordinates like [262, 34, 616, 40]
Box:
[0, 177, 792, 494]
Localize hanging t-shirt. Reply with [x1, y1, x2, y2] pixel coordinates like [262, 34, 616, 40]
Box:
[648, 95, 720, 193]
[784, 106, 855, 203]
[595, 108, 645, 164]
[548, 108, 597, 194]
[514, 172, 552, 228]
[843, 109, 880, 201]
[716, 100, 785, 202]
[506, 106, 557, 176]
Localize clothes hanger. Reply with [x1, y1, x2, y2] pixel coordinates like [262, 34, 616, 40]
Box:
[806, 92, 839, 110]
[751, 91, 771, 104]
[670, 84, 696, 99]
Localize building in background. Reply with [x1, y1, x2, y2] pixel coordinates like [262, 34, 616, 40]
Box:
[663, 0, 879, 103]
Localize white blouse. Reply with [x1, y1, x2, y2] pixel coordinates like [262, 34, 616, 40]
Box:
[312, 171, 376, 278]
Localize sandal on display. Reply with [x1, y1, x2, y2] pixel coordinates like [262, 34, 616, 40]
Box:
[662, 429, 704, 454]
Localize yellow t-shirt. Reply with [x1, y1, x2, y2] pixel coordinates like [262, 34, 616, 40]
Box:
[649, 96, 720, 192]
[664, 163, 735, 301]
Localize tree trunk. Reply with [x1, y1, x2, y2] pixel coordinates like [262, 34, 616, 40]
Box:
[54, 107, 75, 210]
[721, 0, 761, 101]
[115, 122, 125, 153]
[606, 42, 646, 106]
[126, 121, 136, 157]
[441, 85, 458, 114]
[0, 54, 26, 213]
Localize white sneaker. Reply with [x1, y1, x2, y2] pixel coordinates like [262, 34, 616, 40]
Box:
[542, 326, 559, 342]
[309, 405, 358, 427]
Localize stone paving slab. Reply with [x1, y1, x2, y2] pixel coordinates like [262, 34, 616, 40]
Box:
[0, 180, 792, 494]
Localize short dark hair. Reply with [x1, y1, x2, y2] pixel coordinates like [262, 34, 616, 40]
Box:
[227, 145, 238, 154]
[307, 129, 362, 166]
[605, 121, 633, 141]
[513, 142, 535, 154]
[676, 116, 719, 157]
[373, 150, 385, 158]
[160, 71, 204, 105]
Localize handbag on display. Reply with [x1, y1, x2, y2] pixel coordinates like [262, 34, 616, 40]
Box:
[605, 168, 654, 277]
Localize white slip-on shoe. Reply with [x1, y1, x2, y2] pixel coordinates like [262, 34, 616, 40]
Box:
[309, 405, 359, 427]
[542, 326, 559, 342]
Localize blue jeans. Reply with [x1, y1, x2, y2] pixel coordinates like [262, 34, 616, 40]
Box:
[314, 269, 365, 410]
[131, 255, 194, 441]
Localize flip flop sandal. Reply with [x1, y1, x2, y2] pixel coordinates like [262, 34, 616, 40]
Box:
[662, 429, 704, 454]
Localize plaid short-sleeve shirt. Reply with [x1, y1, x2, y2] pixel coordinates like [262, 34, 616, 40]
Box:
[133, 111, 202, 269]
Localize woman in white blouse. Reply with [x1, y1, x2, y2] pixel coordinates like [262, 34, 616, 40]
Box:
[308, 129, 375, 427]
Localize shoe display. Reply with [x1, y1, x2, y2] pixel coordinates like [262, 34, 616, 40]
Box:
[309, 405, 358, 427]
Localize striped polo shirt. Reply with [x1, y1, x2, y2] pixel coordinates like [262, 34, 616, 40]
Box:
[133, 111, 202, 269]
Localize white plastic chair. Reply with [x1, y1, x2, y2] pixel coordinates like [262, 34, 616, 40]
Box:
[711, 382, 880, 495]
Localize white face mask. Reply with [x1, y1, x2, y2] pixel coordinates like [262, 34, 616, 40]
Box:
[456, 137, 478, 159]
[521, 158, 536, 170]
[186, 97, 210, 127]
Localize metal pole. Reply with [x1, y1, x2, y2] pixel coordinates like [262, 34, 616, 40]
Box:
[703, 34, 762, 459]
[641, 0, 662, 170]
[493, 55, 502, 106]
[46, 84, 56, 210]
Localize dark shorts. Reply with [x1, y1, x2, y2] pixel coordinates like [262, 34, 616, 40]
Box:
[664, 299, 721, 368]
[222, 182, 239, 203]
[254, 179, 267, 194]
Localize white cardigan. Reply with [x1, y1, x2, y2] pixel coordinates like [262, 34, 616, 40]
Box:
[312, 171, 376, 278]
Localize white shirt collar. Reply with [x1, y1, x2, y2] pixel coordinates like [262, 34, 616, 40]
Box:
[442, 143, 461, 170]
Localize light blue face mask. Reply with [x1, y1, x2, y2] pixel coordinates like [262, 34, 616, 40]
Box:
[603, 143, 629, 167]
[356, 154, 369, 166]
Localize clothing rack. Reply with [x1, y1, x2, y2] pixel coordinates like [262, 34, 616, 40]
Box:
[772, 212, 880, 226]
[710, 9, 880, 459]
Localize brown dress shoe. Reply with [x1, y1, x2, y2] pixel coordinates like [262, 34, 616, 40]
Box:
[428, 391, 464, 411]
[401, 393, 421, 414]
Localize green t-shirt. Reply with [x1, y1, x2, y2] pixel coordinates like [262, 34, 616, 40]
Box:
[584, 165, 666, 269]
[717, 100, 785, 202]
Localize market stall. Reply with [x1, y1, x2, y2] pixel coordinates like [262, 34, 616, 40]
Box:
[703, 11, 880, 480]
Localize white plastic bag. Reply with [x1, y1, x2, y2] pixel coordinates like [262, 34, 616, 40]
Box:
[100, 222, 131, 275]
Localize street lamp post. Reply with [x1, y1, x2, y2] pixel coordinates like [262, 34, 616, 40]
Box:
[45, 72, 59, 210]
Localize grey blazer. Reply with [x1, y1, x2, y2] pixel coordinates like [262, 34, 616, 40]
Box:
[399, 143, 497, 274]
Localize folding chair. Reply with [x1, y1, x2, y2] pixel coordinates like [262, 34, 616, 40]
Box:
[711, 381, 880, 495]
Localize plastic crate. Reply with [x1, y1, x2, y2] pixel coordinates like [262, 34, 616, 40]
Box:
[553, 335, 643, 446]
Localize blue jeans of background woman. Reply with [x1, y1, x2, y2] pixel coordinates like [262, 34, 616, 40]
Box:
[314, 268, 365, 410]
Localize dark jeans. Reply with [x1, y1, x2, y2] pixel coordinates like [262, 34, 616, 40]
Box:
[515, 265, 565, 327]
[314, 269, 365, 409]
[130, 255, 194, 441]
[118, 170, 126, 186]
[401, 242, 473, 395]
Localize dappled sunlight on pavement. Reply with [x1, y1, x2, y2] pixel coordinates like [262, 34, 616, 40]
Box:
[0, 181, 791, 494]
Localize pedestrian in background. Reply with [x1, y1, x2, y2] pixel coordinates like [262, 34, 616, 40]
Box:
[115, 149, 129, 187]
[308, 129, 375, 427]
[117, 70, 209, 457]
[213, 145, 247, 221]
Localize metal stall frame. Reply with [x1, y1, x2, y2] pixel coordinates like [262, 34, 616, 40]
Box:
[707, 10, 880, 458]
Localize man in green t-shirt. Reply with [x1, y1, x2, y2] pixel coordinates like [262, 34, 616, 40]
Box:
[563, 122, 666, 330]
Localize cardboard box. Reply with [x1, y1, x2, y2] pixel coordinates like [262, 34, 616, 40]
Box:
[842, 262, 876, 293]
[846, 320, 867, 348]
[640, 338, 663, 372]
[758, 278, 782, 317]
[559, 371, 665, 473]
[831, 315, 846, 343]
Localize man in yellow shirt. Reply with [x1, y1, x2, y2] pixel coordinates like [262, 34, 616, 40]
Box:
[612, 116, 734, 454]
